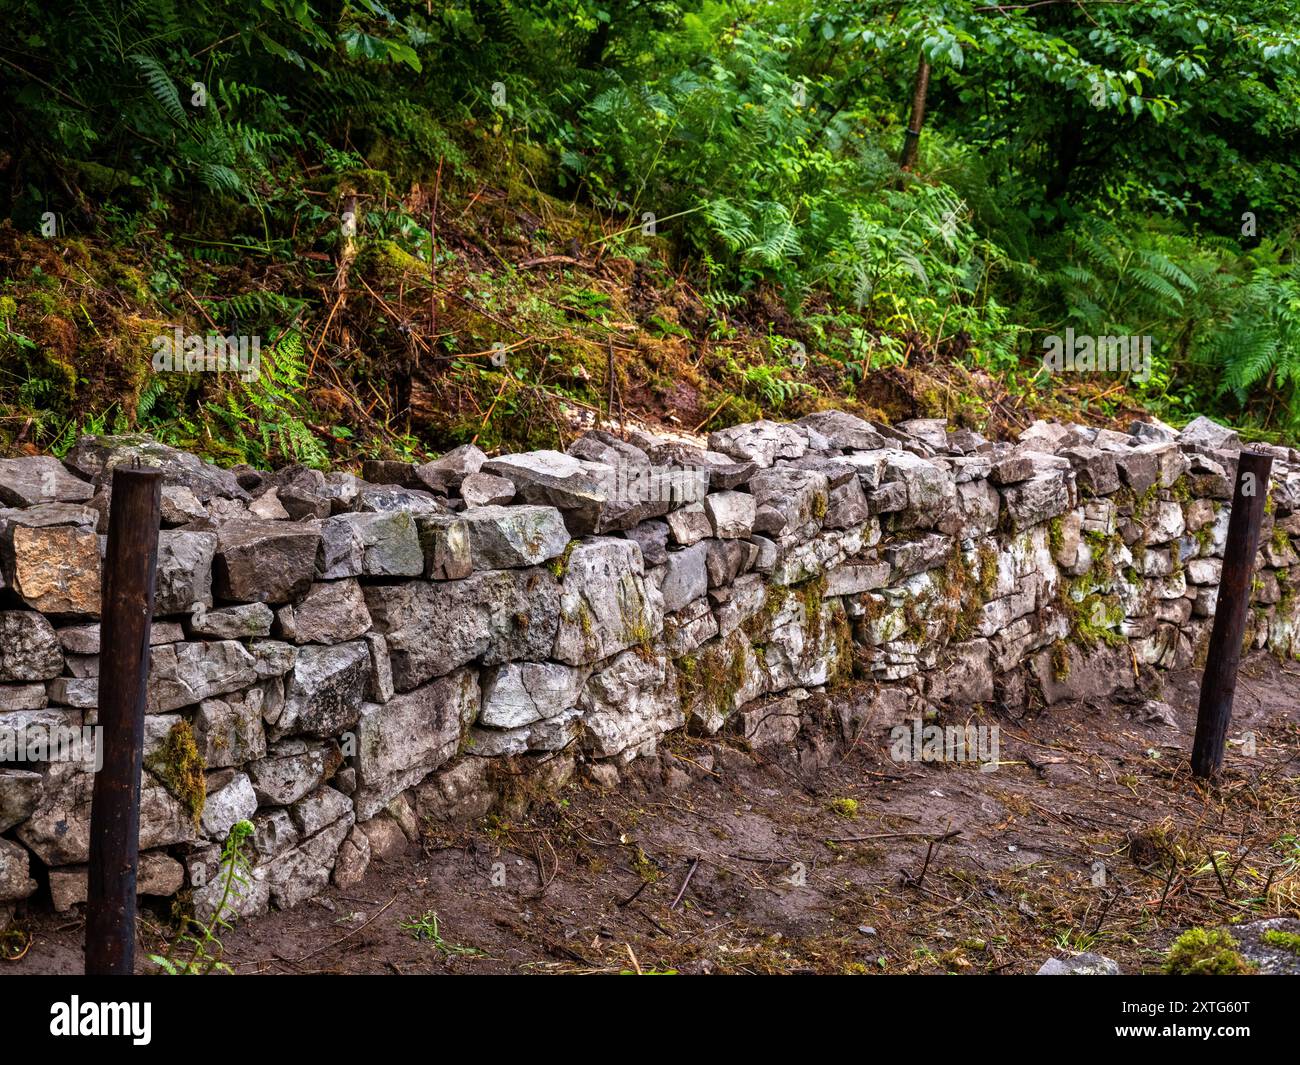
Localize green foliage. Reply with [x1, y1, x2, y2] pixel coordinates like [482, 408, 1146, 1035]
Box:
[400, 910, 488, 957]
[149, 819, 255, 976]
[2, 0, 1298, 451]
[1163, 927, 1255, 976]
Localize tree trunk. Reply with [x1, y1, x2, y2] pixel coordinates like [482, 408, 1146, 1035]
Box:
[899, 52, 931, 171]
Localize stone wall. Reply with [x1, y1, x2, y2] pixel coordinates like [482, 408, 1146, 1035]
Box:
[2, 411, 1299, 922]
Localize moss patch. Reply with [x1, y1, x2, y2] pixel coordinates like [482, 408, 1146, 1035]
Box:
[145, 720, 207, 828]
[1163, 928, 1254, 975]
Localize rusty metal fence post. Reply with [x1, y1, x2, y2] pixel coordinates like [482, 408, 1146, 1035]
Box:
[1191, 450, 1274, 779]
[85, 464, 163, 974]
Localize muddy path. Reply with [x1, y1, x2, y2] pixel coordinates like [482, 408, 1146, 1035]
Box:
[7, 652, 1300, 975]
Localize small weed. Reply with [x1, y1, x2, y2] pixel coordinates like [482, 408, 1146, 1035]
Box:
[400, 910, 488, 957]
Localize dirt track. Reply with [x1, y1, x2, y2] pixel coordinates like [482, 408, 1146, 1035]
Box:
[6, 651, 1300, 975]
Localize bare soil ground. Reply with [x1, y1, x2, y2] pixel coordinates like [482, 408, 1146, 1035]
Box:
[6, 652, 1300, 976]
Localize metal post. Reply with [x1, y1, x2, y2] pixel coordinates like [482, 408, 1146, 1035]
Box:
[86, 464, 162, 974]
[1191, 450, 1274, 779]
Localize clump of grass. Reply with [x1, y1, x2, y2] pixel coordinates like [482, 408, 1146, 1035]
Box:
[400, 910, 488, 957]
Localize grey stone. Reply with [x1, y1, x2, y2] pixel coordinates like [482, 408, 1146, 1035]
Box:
[678, 628, 765, 735]
[363, 632, 393, 703]
[46, 677, 97, 708]
[320, 472, 363, 513]
[896, 418, 950, 450]
[479, 661, 589, 729]
[247, 739, 342, 806]
[147, 640, 257, 713]
[1061, 446, 1120, 496]
[280, 579, 371, 644]
[1179, 415, 1240, 452]
[215, 520, 321, 603]
[249, 638, 297, 679]
[990, 454, 1036, 485]
[460, 471, 515, 507]
[154, 530, 217, 615]
[248, 487, 291, 520]
[750, 467, 829, 539]
[824, 476, 870, 529]
[1130, 418, 1179, 443]
[1143, 499, 1186, 544]
[202, 772, 258, 840]
[364, 568, 559, 690]
[316, 511, 423, 579]
[886, 533, 954, 578]
[414, 513, 472, 580]
[663, 598, 719, 657]
[705, 538, 752, 589]
[159, 484, 208, 524]
[187, 602, 273, 639]
[0, 456, 93, 507]
[866, 481, 908, 515]
[356, 483, 444, 514]
[0, 768, 43, 833]
[64, 434, 249, 502]
[262, 814, 354, 909]
[736, 695, 802, 749]
[553, 538, 663, 666]
[16, 761, 195, 865]
[193, 689, 267, 767]
[352, 668, 479, 819]
[278, 640, 372, 737]
[0, 838, 37, 902]
[0, 611, 63, 681]
[824, 562, 891, 597]
[712, 572, 767, 636]
[659, 542, 708, 613]
[461, 504, 569, 568]
[1115, 448, 1160, 496]
[480, 450, 612, 534]
[883, 450, 955, 527]
[704, 491, 756, 539]
[0, 682, 47, 710]
[1002, 469, 1072, 529]
[578, 648, 682, 759]
[567, 429, 649, 468]
[708, 421, 807, 468]
[626, 520, 669, 565]
[1036, 953, 1121, 975]
[666, 502, 712, 546]
[1232, 917, 1300, 975]
[759, 591, 845, 691]
[796, 411, 887, 451]
[332, 824, 371, 887]
[289, 785, 353, 837]
[415, 444, 487, 492]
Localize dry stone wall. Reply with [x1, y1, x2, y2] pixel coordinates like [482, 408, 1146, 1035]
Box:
[2, 411, 1300, 923]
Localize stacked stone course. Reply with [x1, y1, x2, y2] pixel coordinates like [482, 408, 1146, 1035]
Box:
[1, 411, 1298, 921]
